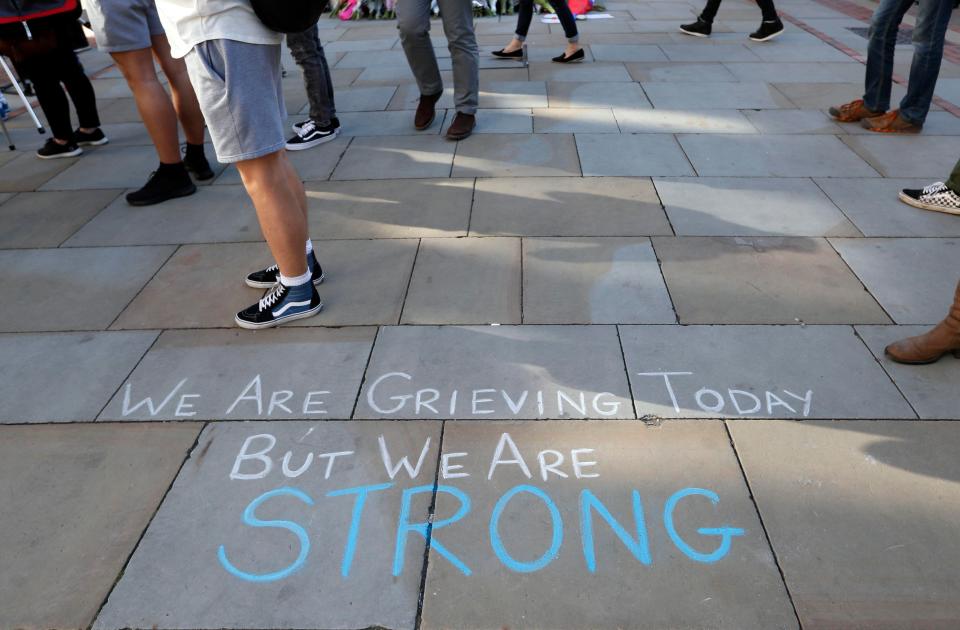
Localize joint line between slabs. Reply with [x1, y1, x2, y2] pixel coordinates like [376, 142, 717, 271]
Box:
[105, 244, 180, 331]
[349, 325, 381, 420]
[615, 324, 639, 420]
[414, 420, 447, 630]
[397, 238, 424, 325]
[92, 329, 164, 421]
[850, 325, 920, 419]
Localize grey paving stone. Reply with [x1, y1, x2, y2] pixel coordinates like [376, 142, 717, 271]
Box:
[523, 237, 676, 324]
[659, 43, 761, 61]
[0, 151, 78, 192]
[337, 110, 442, 135]
[65, 185, 261, 246]
[355, 65, 453, 85]
[215, 136, 350, 184]
[0, 190, 121, 248]
[306, 178, 472, 238]
[589, 44, 669, 62]
[470, 176, 672, 237]
[356, 325, 634, 419]
[620, 325, 914, 419]
[677, 134, 879, 177]
[481, 81, 550, 109]
[94, 421, 439, 630]
[388, 84, 456, 111]
[99, 327, 375, 421]
[723, 61, 865, 83]
[453, 133, 581, 177]
[830, 238, 960, 325]
[748, 44, 853, 62]
[1, 423, 201, 630]
[844, 111, 960, 136]
[730, 421, 960, 626]
[95, 97, 145, 123]
[325, 37, 398, 53]
[0, 331, 157, 423]
[655, 177, 860, 236]
[653, 237, 891, 324]
[533, 107, 620, 133]
[742, 109, 846, 134]
[840, 135, 958, 178]
[334, 135, 455, 180]
[856, 325, 960, 420]
[626, 61, 739, 82]
[814, 177, 960, 237]
[774, 82, 910, 109]
[613, 108, 757, 133]
[402, 237, 521, 325]
[577, 134, 694, 176]
[0, 246, 173, 332]
[420, 420, 797, 630]
[642, 81, 791, 109]
[546, 81, 651, 109]
[40, 144, 226, 190]
[528, 62, 634, 82]
[336, 49, 414, 68]
[441, 108, 533, 134]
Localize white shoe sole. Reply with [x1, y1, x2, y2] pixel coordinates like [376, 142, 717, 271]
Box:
[235, 302, 324, 330]
[286, 130, 339, 151]
[77, 137, 110, 147]
[679, 28, 709, 37]
[245, 272, 325, 290]
[749, 29, 784, 42]
[36, 147, 82, 159]
[898, 191, 960, 216]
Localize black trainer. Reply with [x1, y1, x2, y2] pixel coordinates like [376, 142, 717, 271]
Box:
[235, 281, 323, 330]
[293, 116, 340, 134]
[680, 18, 712, 37]
[126, 163, 197, 206]
[286, 119, 339, 151]
[36, 138, 82, 160]
[246, 251, 324, 289]
[73, 128, 109, 147]
[749, 19, 785, 42]
[183, 143, 215, 180]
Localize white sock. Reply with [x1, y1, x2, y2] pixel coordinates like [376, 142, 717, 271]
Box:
[280, 270, 312, 287]
[305, 239, 314, 255]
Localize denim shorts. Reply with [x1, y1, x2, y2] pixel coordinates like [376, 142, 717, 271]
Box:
[183, 40, 287, 163]
[85, 0, 166, 53]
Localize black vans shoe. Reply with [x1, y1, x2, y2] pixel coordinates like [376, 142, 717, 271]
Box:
[680, 18, 712, 37]
[749, 19, 785, 42]
[235, 282, 323, 330]
[126, 164, 197, 206]
[73, 128, 109, 147]
[286, 119, 339, 151]
[292, 116, 340, 134]
[36, 138, 82, 160]
[245, 252, 324, 289]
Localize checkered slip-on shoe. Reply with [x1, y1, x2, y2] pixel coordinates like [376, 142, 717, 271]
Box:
[899, 182, 960, 216]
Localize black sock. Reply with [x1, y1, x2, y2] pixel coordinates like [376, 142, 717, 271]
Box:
[185, 143, 205, 160]
[157, 161, 187, 176]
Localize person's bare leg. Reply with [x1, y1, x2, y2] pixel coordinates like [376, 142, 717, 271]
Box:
[236, 151, 308, 277]
[111, 47, 181, 164]
[283, 154, 309, 221]
[151, 34, 205, 146]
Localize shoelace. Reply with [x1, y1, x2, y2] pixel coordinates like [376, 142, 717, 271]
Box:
[259, 283, 287, 311]
[298, 120, 317, 138]
[922, 182, 948, 196]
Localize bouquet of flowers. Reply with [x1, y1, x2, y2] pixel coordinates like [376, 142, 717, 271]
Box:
[328, 0, 498, 19]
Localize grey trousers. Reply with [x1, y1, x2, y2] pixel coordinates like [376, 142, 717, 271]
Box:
[287, 25, 337, 125]
[396, 0, 479, 114]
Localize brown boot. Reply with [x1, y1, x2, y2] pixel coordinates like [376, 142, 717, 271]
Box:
[445, 112, 476, 141]
[860, 110, 923, 134]
[414, 92, 442, 130]
[828, 98, 884, 123]
[885, 281, 960, 364]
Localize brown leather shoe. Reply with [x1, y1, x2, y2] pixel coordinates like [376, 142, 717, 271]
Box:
[445, 112, 476, 141]
[860, 110, 922, 134]
[885, 281, 960, 364]
[828, 99, 884, 123]
[414, 92, 442, 130]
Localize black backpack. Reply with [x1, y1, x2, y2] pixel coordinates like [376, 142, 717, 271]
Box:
[250, 0, 329, 33]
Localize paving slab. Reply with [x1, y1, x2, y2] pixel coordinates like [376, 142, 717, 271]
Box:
[402, 237, 521, 324]
[830, 237, 960, 325]
[333, 135, 455, 180]
[653, 236, 891, 324]
[729, 420, 960, 627]
[528, 62, 634, 82]
[840, 135, 959, 178]
[95, 97, 149, 123]
[99, 327, 375, 421]
[215, 136, 350, 184]
[65, 184, 261, 246]
[305, 178, 472, 238]
[655, 177, 860, 236]
[678, 134, 879, 177]
[0, 246, 173, 332]
[0, 189, 121, 248]
[470, 176, 672, 237]
[0, 422, 201, 630]
[748, 43, 853, 62]
[620, 325, 914, 419]
[337, 109, 442, 135]
[356, 325, 634, 419]
[741, 109, 847, 134]
[546, 81, 651, 108]
[420, 420, 797, 630]
[722, 61, 865, 83]
[626, 61, 739, 82]
[613, 107, 757, 133]
[577, 134, 695, 176]
[523, 237, 676, 324]
[0, 151, 78, 192]
[441, 108, 534, 134]
[659, 43, 761, 61]
[589, 43, 669, 61]
[479, 81, 550, 108]
[773, 81, 910, 109]
[94, 421, 440, 630]
[814, 177, 960, 237]
[642, 81, 791, 109]
[452, 133, 581, 177]
[533, 107, 621, 133]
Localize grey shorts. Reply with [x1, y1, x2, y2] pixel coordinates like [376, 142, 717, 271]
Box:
[85, 0, 166, 53]
[184, 40, 287, 164]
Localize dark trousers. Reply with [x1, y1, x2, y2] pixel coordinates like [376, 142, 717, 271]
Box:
[701, 0, 778, 23]
[947, 157, 960, 194]
[286, 25, 337, 125]
[18, 47, 100, 141]
[516, 0, 579, 42]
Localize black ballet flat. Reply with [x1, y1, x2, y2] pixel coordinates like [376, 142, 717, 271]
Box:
[552, 48, 585, 63]
[492, 48, 524, 59]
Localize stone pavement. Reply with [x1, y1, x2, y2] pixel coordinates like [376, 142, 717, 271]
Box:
[1, 0, 960, 627]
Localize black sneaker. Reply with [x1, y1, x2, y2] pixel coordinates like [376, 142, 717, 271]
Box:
[36, 138, 82, 160]
[183, 144, 215, 181]
[680, 18, 712, 37]
[73, 128, 109, 147]
[126, 164, 197, 206]
[292, 117, 340, 134]
[286, 119, 339, 151]
[749, 19, 784, 42]
[245, 252, 324, 289]
[235, 281, 323, 329]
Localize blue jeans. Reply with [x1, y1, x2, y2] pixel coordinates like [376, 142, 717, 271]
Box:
[863, 0, 953, 125]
